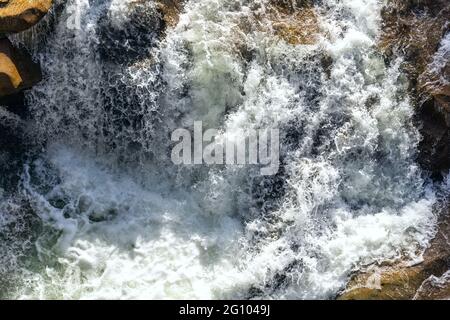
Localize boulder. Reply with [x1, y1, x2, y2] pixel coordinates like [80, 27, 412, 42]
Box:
[0, 37, 41, 97]
[0, 0, 53, 34]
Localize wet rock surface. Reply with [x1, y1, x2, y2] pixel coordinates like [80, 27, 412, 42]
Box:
[379, 0, 450, 178]
[414, 270, 450, 300]
[156, 0, 185, 29]
[268, 0, 320, 45]
[0, 0, 53, 34]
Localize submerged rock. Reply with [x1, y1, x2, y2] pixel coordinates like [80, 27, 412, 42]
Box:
[0, 0, 53, 34]
[0, 37, 41, 97]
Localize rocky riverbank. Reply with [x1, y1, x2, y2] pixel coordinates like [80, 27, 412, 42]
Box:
[379, 0, 450, 178]
[339, 0, 450, 300]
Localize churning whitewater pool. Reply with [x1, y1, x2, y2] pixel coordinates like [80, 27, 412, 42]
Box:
[0, 0, 444, 299]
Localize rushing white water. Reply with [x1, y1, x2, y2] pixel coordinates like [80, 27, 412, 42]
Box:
[0, 0, 444, 299]
[427, 32, 450, 83]
[421, 32, 450, 106]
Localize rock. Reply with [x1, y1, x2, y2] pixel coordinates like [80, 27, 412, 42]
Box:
[156, 0, 184, 29]
[0, 37, 41, 97]
[379, 0, 450, 177]
[379, 0, 449, 94]
[338, 208, 450, 300]
[0, 0, 53, 34]
[0, 1, 53, 97]
[417, 97, 450, 178]
[414, 271, 450, 300]
[379, 0, 449, 62]
[268, 0, 320, 45]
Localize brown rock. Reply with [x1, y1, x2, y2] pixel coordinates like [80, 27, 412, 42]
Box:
[0, 37, 41, 97]
[268, 0, 320, 45]
[156, 0, 184, 29]
[379, 0, 450, 177]
[414, 271, 450, 300]
[0, 0, 53, 34]
[271, 9, 319, 45]
[380, 0, 449, 66]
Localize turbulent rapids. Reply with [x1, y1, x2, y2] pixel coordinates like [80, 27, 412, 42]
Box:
[0, 0, 448, 299]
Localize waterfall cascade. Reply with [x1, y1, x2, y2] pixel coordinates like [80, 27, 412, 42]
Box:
[0, 0, 448, 299]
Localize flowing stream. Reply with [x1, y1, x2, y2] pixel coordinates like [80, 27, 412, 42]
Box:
[0, 0, 446, 299]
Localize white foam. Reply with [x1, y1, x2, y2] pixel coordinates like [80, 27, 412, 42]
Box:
[1, 0, 442, 299]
